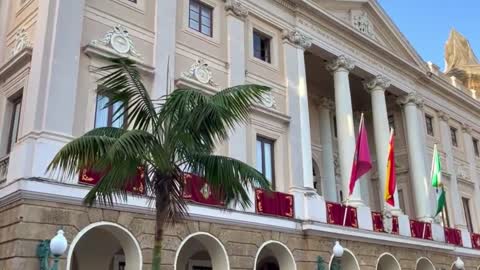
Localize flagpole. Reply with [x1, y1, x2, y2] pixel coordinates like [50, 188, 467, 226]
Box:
[342, 197, 350, 227]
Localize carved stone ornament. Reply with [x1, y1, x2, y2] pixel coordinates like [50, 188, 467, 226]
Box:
[11, 28, 31, 56]
[181, 59, 219, 87]
[282, 30, 312, 50]
[364, 75, 391, 92]
[260, 92, 277, 109]
[351, 10, 375, 39]
[317, 96, 334, 110]
[461, 123, 472, 134]
[437, 111, 450, 122]
[396, 92, 423, 107]
[90, 25, 142, 58]
[225, 0, 248, 19]
[326, 55, 355, 73]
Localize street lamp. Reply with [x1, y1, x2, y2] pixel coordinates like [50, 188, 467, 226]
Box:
[454, 257, 464, 270]
[331, 241, 344, 270]
[37, 229, 68, 270]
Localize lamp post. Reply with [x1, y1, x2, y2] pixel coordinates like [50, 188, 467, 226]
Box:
[331, 241, 344, 270]
[454, 257, 464, 270]
[37, 230, 68, 270]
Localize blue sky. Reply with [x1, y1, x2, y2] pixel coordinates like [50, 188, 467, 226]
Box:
[377, 0, 479, 70]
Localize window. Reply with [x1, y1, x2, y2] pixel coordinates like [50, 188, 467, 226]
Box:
[189, 0, 213, 37]
[425, 114, 434, 136]
[253, 30, 271, 63]
[473, 138, 480, 157]
[388, 114, 395, 133]
[7, 96, 22, 153]
[462, 197, 474, 232]
[95, 95, 125, 128]
[450, 127, 458, 147]
[256, 137, 275, 187]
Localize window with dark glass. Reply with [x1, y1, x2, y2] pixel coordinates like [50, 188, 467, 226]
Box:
[473, 138, 480, 157]
[189, 0, 213, 37]
[333, 116, 337, 138]
[253, 30, 271, 63]
[256, 136, 275, 187]
[450, 127, 458, 147]
[127, 0, 137, 3]
[462, 197, 474, 232]
[95, 95, 125, 128]
[425, 114, 434, 136]
[7, 96, 22, 153]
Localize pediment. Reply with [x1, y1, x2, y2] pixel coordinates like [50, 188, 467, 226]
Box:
[318, 0, 426, 70]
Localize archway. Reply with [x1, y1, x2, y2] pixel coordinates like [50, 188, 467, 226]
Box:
[66, 221, 142, 270]
[376, 253, 401, 270]
[329, 249, 360, 270]
[416, 257, 435, 270]
[254, 241, 296, 270]
[312, 158, 322, 195]
[174, 232, 229, 270]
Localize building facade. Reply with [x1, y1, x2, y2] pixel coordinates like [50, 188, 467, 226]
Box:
[0, 0, 480, 269]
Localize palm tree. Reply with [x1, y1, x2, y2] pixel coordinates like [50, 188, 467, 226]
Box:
[47, 58, 271, 270]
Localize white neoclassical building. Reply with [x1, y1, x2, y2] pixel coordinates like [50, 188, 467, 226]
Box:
[0, 0, 480, 269]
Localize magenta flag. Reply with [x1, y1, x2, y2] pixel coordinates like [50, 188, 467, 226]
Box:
[348, 115, 372, 195]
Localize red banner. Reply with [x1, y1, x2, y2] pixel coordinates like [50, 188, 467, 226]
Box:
[182, 174, 224, 207]
[471, 233, 480, 249]
[326, 202, 358, 228]
[371, 212, 399, 234]
[444, 227, 462, 246]
[410, 220, 432, 240]
[255, 189, 294, 218]
[78, 167, 145, 194]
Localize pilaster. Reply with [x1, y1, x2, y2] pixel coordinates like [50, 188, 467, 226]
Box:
[462, 124, 480, 232]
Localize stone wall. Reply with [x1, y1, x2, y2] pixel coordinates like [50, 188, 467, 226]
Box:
[1, 199, 479, 270]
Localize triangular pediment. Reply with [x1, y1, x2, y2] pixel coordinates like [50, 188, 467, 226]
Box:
[318, 0, 426, 70]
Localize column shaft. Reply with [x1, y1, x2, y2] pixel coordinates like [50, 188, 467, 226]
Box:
[318, 99, 337, 201]
[462, 126, 480, 232]
[0, 0, 12, 63]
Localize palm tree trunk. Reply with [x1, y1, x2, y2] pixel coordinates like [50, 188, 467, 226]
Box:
[152, 188, 168, 270]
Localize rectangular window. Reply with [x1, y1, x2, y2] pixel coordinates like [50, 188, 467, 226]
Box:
[189, 0, 213, 37]
[256, 136, 275, 188]
[425, 114, 434, 136]
[473, 138, 480, 157]
[95, 95, 125, 128]
[450, 127, 458, 147]
[7, 96, 22, 153]
[462, 197, 474, 232]
[253, 30, 271, 63]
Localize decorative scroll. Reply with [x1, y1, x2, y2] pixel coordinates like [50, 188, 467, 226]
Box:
[326, 202, 358, 228]
[471, 233, 480, 249]
[255, 189, 294, 218]
[444, 227, 463, 246]
[182, 174, 225, 207]
[409, 220, 433, 240]
[371, 211, 399, 234]
[78, 167, 145, 194]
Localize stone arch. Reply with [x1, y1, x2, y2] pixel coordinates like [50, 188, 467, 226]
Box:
[329, 249, 360, 270]
[312, 157, 322, 195]
[254, 240, 296, 270]
[66, 221, 143, 270]
[174, 232, 229, 270]
[376, 253, 401, 270]
[416, 257, 435, 270]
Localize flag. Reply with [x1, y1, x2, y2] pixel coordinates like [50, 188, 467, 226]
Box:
[349, 114, 372, 195]
[384, 129, 396, 206]
[435, 187, 446, 217]
[431, 144, 442, 188]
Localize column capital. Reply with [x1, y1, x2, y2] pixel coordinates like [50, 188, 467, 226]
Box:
[314, 96, 334, 110]
[364, 75, 391, 93]
[396, 92, 423, 107]
[462, 123, 472, 134]
[225, 0, 249, 19]
[437, 111, 450, 122]
[326, 55, 355, 73]
[282, 30, 312, 50]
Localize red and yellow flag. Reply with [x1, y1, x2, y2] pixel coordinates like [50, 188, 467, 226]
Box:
[384, 129, 396, 206]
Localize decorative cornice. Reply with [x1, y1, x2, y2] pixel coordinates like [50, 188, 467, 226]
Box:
[437, 111, 450, 122]
[225, 0, 248, 19]
[364, 75, 391, 93]
[396, 92, 423, 107]
[326, 55, 355, 73]
[282, 30, 312, 50]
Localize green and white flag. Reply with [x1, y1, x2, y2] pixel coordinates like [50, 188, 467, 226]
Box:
[431, 144, 442, 188]
[435, 187, 446, 217]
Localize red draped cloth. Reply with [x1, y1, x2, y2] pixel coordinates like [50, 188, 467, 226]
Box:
[326, 202, 358, 228]
[255, 189, 294, 218]
[371, 212, 399, 234]
[471, 233, 480, 249]
[410, 220, 432, 240]
[182, 174, 224, 207]
[78, 167, 145, 194]
[444, 227, 462, 246]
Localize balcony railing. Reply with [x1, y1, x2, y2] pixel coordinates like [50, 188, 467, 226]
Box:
[0, 155, 9, 183]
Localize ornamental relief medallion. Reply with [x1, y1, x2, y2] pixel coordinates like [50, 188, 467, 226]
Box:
[90, 25, 142, 58]
[181, 59, 219, 87]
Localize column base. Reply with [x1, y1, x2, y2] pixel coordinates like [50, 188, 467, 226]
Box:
[344, 197, 364, 207]
[431, 223, 446, 242]
[417, 216, 434, 223]
[389, 207, 403, 216]
[460, 228, 473, 248]
[397, 214, 412, 237]
[290, 186, 326, 223]
[356, 205, 373, 231]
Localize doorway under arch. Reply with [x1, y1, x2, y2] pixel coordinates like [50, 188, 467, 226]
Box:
[329, 249, 360, 270]
[254, 241, 296, 270]
[66, 221, 142, 270]
[416, 257, 435, 270]
[376, 253, 401, 270]
[174, 232, 229, 270]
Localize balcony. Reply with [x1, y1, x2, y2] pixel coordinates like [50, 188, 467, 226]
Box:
[0, 155, 8, 183]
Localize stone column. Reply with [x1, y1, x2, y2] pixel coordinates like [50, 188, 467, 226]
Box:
[317, 97, 337, 202]
[0, 0, 12, 63]
[365, 75, 401, 214]
[153, 0, 177, 99]
[462, 124, 480, 232]
[437, 111, 467, 228]
[397, 93, 431, 221]
[326, 56, 363, 206]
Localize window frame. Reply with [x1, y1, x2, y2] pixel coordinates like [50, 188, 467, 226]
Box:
[188, 0, 213, 37]
[253, 29, 272, 63]
[256, 136, 276, 189]
[450, 127, 458, 147]
[473, 138, 480, 157]
[462, 197, 474, 232]
[6, 96, 22, 154]
[94, 95, 127, 128]
[425, 114, 434, 136]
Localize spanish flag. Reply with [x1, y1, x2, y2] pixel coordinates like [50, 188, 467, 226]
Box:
[384, 129, 396, 206]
